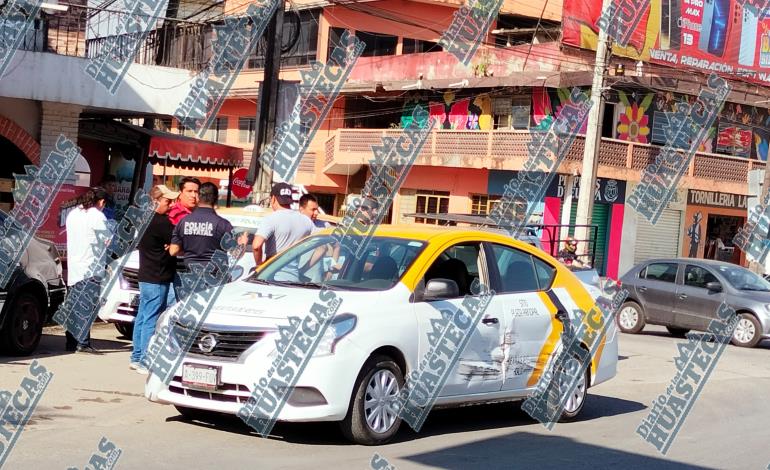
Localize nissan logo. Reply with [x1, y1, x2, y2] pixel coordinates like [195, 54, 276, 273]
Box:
[198, 334, 218, 353]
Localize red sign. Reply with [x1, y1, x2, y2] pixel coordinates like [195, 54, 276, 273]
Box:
[563, 0, 770, 86]
[231, 168, 253, 199]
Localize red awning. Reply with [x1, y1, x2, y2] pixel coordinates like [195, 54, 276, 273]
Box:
[146, 131, 242, 169]
[79, 120, 243, 170]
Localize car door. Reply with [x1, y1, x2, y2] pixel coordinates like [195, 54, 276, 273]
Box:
[487, 243, 556, 394]
[635, 262, 680, 325]
[674, 264, 725, 330]
[412, 241, 504, 396]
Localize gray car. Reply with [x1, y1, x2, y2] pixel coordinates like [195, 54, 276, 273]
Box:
[618, 258, 770, 348]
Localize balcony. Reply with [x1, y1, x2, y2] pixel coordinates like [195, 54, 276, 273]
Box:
[323, 129, 761, 194]
[1, 4, 210, 115]
[15, 3, 210, 71]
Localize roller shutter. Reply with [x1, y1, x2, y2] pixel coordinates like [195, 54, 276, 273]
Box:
[634, 209, 681, 264]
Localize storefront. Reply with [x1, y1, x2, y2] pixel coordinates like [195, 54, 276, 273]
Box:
[683, 189, 748, 265]
[540, 174, 627, 278]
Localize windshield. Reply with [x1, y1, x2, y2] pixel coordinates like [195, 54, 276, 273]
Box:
[715, 265, 770, 291]
[251, 235, 426, 291]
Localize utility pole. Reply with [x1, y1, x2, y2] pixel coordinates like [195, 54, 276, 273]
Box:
[574, 0, 612, 263]
[247, 2, 284, 205]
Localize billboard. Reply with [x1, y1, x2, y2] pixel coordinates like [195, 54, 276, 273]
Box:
[563, 0, 770, 85]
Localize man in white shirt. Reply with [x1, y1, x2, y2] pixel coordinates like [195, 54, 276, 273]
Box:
[65, 187, 110, 353]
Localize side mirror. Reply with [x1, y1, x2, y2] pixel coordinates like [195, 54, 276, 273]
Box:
[705, 281, 722, 292]
[423, 278, 459, 301]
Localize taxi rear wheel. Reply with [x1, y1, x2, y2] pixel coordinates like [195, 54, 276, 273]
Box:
[340, 354, 404, 445]
[557, 352, 590, 422]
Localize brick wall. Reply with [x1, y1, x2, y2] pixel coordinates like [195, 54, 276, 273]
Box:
[39, 102, 82, 162]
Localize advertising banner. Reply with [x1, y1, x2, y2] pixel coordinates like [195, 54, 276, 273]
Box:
[563, 0, 770, 85]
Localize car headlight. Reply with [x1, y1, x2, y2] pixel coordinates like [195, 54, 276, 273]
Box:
[314, 314, 357, 357]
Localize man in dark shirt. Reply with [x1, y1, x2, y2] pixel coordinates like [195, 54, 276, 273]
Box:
[170, 182, 234, 290]
[131, 185, 179, 374]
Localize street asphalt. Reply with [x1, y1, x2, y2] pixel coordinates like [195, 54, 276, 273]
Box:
[1, 322, 768, 469]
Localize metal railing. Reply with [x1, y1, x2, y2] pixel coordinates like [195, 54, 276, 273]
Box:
[12, 3, 211, 71]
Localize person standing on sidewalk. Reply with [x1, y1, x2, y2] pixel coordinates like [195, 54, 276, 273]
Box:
[165, 176, 200, 305]
[167, 176, 200, 225]
[169, 182, 235, 295]
[252, 183, 314, 279]
[130, 185, 179, 374]
[65, 187, 110, 354]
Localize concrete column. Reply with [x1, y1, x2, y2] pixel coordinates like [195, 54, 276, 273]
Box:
[39, 102, 82, 162]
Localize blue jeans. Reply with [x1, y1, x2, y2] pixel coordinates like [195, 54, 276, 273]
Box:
[165, 272, 185, 307]
[131, 282, 170, 364]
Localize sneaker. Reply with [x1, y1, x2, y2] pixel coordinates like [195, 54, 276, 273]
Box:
[76, 345, 102, 355]
[129, 362, 140, 370]
[135, 366, 149, 375]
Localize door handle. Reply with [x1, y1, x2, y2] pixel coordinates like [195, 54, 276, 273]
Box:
[481, 317, 499, 325]
[638, 286, 647, 292]
[678, 293, 687, 300]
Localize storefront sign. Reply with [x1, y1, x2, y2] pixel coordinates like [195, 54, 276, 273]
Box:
[687, 189, 748, 210]
[546, 175, 627, 204]
[230, 168, 252, 199]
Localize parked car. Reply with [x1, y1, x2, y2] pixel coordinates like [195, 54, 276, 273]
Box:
[0, 229, 66, 355]
[145, 225, 618, 445]
[618, 258, 770, 347]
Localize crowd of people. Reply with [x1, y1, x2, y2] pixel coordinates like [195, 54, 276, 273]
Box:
[64, 177, 327, 374]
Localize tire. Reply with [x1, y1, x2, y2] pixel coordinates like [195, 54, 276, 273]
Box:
[731, 313, 761, 348]
[666, 326, 690, 338]
[1, 292, 44, 356]
[557, 351, 590, 422]
[340, 354, 404, 445]
[617, 301, 645, 334]
[115, 322, 134, 338]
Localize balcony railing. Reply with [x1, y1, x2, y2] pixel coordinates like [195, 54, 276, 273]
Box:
[324, 129, 764, 186]
[13, 3, 211, 71]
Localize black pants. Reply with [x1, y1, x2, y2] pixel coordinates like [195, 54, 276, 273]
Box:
[64, 278, 97, 350]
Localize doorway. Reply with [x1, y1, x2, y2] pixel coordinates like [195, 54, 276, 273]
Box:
[704, 214, 744, 263]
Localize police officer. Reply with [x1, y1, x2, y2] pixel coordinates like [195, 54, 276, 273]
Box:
[169, 182, 233, 295]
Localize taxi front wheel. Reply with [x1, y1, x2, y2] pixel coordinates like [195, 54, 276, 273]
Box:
[340, 354, 404, 445]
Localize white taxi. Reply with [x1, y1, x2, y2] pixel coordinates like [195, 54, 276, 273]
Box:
[144, 225, 619, 445]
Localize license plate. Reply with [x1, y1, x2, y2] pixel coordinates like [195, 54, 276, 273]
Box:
[129, 294, 140, 308]
[181, 363, 220, 391]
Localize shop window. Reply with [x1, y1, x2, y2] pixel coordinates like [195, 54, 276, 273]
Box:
[402, 38, 442, 54]
[239, 117, 256, 143]
[471, 194, 501, 215]
[511, 93, 530, 129]
[204, 117, 228, 143]
[415, 190, 450, 224]
[247, 9, 320, 68]
[355, 30, 397, 57]
[684, 265, 718, 289]
[282, 10, 319, 66]
[327, 27, 348, 61]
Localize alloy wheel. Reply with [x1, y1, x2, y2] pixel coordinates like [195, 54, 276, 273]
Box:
[558, 357, 587, 414]
[364, 369, 400, 434]
[733, 318, 756, 345]
[618, 306, 638, 330]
